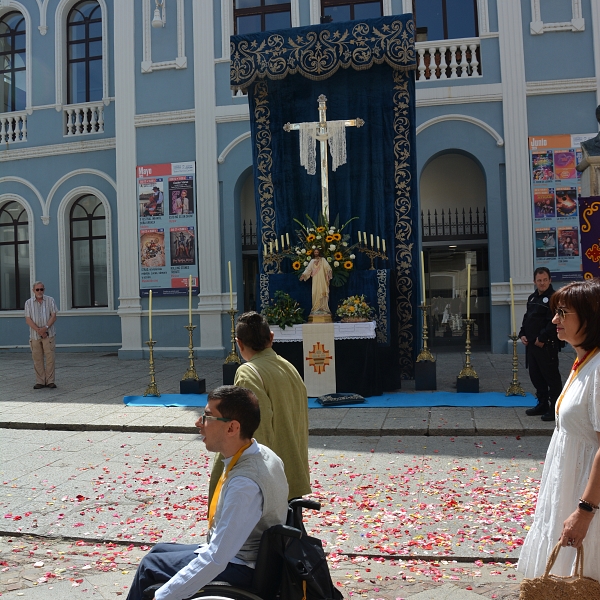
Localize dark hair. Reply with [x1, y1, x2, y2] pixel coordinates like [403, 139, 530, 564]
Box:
[208, 385, 260, 440]
[550, 278, 600, 351]
[534, 267, 551, 279]
[236, 311, 271, 351]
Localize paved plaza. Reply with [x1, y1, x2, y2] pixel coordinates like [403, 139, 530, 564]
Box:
[0, 348, 576, 599]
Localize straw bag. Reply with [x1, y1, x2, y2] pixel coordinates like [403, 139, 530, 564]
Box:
[519, 542, 600, 599]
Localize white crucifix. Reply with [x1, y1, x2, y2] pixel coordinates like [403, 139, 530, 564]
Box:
[284, 94, 364, 221]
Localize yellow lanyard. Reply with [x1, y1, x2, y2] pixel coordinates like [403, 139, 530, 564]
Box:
[555, 348, 598, 415]
[207, 441, 252, 529]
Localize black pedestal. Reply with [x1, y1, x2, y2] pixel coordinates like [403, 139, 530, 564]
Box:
[180, 379, 206, 394]
[456, 376, 479, 393]
[223, 363, 240, 385]
[415, 361, 437, 390]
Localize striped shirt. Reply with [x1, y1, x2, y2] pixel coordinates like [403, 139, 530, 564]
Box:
[24, 295, 57, 340]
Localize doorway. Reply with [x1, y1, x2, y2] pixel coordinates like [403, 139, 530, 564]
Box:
[424, 245, 490, 348]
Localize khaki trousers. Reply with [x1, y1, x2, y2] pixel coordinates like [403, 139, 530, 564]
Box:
[30, 336, 56, 385]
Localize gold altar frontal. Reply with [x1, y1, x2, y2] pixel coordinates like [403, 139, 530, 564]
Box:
[309, 314, 333, 323]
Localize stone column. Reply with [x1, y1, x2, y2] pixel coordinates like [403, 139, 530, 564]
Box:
[193, 0, 226, 355]
[114, 0, 142, 358]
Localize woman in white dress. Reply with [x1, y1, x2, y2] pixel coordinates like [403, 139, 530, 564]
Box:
[517, 278, 600, 580]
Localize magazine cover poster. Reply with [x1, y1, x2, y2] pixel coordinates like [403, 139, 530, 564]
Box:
[139, 179, 165, 218]
[558, 227, 580, 257]
[533, 188, 556, 219]
[140, 229, 166, 267]
[553, 150, 577, 181]
[532, 151, 554, 182]
[556, 187, 578, 217]
[170, 227, 196, 266]
[168, 177, 194, 215]
[535, 227, 557, 258]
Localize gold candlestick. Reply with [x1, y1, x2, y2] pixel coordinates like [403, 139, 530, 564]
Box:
[506, 334, 526, 396]
[416, 303, 435, 363]
[263, 251, 290, 273]
[356, 244, 388, 270]
[143, 339, 160, 396]
[182, 324, 200, 381]
[224, 308, 241, 364]
[458, 318, 478, 379]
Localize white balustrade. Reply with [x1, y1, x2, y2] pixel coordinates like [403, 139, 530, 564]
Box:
[64, 102, 105, 136]
[0, 112, 28, 143]
[416, 38, 481, 82]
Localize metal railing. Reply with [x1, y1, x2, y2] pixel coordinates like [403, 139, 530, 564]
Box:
[421, 207, 487, 241]
[242, 219, 257, 251]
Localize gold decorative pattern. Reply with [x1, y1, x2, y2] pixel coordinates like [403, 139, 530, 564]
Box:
[392, 70, 415, 378]
[581, 200, 600, 233]
[253, 80, 277, 275]
[305, 341, 333, 374]
[376, 269, 388, 344]
[231, 18, 416, 91]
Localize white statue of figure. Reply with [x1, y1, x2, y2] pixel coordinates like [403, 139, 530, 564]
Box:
[300, 248, 333, 319]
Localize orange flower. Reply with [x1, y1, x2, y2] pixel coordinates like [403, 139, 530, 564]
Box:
[316, 226, 326, 233]
[306, 249, 312, 255]
[333, 233, 341, 241]
[344, 261, 353, 270]
[334, 252, 343, 260]
[306, 234, 316, 242]
[325, 235, 334, 243]
[292, 261, 301, 271]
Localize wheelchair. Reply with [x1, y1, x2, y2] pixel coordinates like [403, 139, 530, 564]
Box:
[143, 498, 322, 600]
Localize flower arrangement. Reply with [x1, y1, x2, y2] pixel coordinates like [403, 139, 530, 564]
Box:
[261, 291, 305, 329]
[336, 295, 374, 322]
[291, 214, 357, 286]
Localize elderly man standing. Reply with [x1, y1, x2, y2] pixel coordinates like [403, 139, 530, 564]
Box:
[24, 281, 58, 389]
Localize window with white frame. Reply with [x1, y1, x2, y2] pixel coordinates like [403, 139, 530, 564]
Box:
[67, 0, 102, 104]
[0, 11, 26, 113]
[412, 0, 478, 41]
[0, 201, 30, 310]
[69, 195, 108, 308]
[234, 0, 291, 35]
[321, 0, 382, 23]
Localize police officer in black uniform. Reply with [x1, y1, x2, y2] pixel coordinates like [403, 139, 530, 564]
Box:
[519, 267, 563, 421]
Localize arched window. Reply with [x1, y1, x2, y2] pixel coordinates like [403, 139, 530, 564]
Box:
[0, 11, 26, 113]
[70, 195, 108, 308]
[321, 0, 382, 22]
[0, 201, 29, 310]
[67, 0, 102, 104]
[234, 0, 291, 35]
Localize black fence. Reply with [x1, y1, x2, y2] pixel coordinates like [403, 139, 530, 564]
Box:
[242, 220, 258, 251]
[421, 207, 487, 241]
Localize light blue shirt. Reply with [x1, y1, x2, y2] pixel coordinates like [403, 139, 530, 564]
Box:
[155, 442, 263, 600]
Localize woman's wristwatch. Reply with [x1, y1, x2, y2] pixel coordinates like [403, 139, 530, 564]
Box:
[578, 498, 599, 513]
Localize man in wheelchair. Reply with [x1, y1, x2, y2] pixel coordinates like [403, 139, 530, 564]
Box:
[126, 385, 289, 600]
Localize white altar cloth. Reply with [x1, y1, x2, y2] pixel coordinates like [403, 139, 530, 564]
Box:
[271, 321, 376, 342]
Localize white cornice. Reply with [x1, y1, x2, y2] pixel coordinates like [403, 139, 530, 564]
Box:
[526, 77, 597, 95]
[416, 83, 502, 106]
[0, 138, 116, 162]
[135, 109, 195, 127]
[216, 104, 250, 122]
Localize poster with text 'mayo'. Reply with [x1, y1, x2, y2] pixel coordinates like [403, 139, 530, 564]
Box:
[137, 162, 199, 297]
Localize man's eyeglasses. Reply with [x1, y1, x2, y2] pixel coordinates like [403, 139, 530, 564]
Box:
[199, 411, 232, 425]
[35, 288, 44, 292]
[555, 307, 575, 320]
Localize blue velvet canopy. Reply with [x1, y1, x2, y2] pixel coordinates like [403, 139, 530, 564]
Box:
[230, 15, 418, 379]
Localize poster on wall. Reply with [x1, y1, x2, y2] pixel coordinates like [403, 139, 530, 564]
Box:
[528, 134, 595, 282]
[137, 162, 198, 297]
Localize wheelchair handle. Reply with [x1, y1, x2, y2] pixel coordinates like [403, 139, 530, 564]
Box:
[270, 524, 302, 539]
[289, 498, 321, 512]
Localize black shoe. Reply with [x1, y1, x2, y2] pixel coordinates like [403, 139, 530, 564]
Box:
[33, 384, 44, 389]
[47, 383, 57, 389]
[526, 402, 549, 416]
[541, 411, 556, 422]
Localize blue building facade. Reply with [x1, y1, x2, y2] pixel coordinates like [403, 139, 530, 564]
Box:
[1, 0, 599, 361]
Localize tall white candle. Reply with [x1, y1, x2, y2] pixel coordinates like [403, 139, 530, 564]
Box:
[421, 251, 426, 304]
[263, 243, 267, 256]
[286, 233, 290, 247]
[358, 231, 362, 244]
[376, 236, 380, 250]
[188, 274, 192, 324]
[269, 241, 273, 253]
[370, 234, 374, 248]
[382, 239, 386, 253]
[510, 278, 516, 335]
[363, 232, 367, 246]
[275, 239, 278, 252]
[148, 290, 153, 340]
[466, 264, 471, 319]
[228, 261, 233, 309]
[281, 235, 285, 249]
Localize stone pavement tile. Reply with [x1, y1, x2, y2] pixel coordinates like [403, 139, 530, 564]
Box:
[382, 416, 429, 434]
[337, 408, 389, 435]
[515, 413, 555, 435]
[407, 583, 490, 599]
[429, 408, 475, 435]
